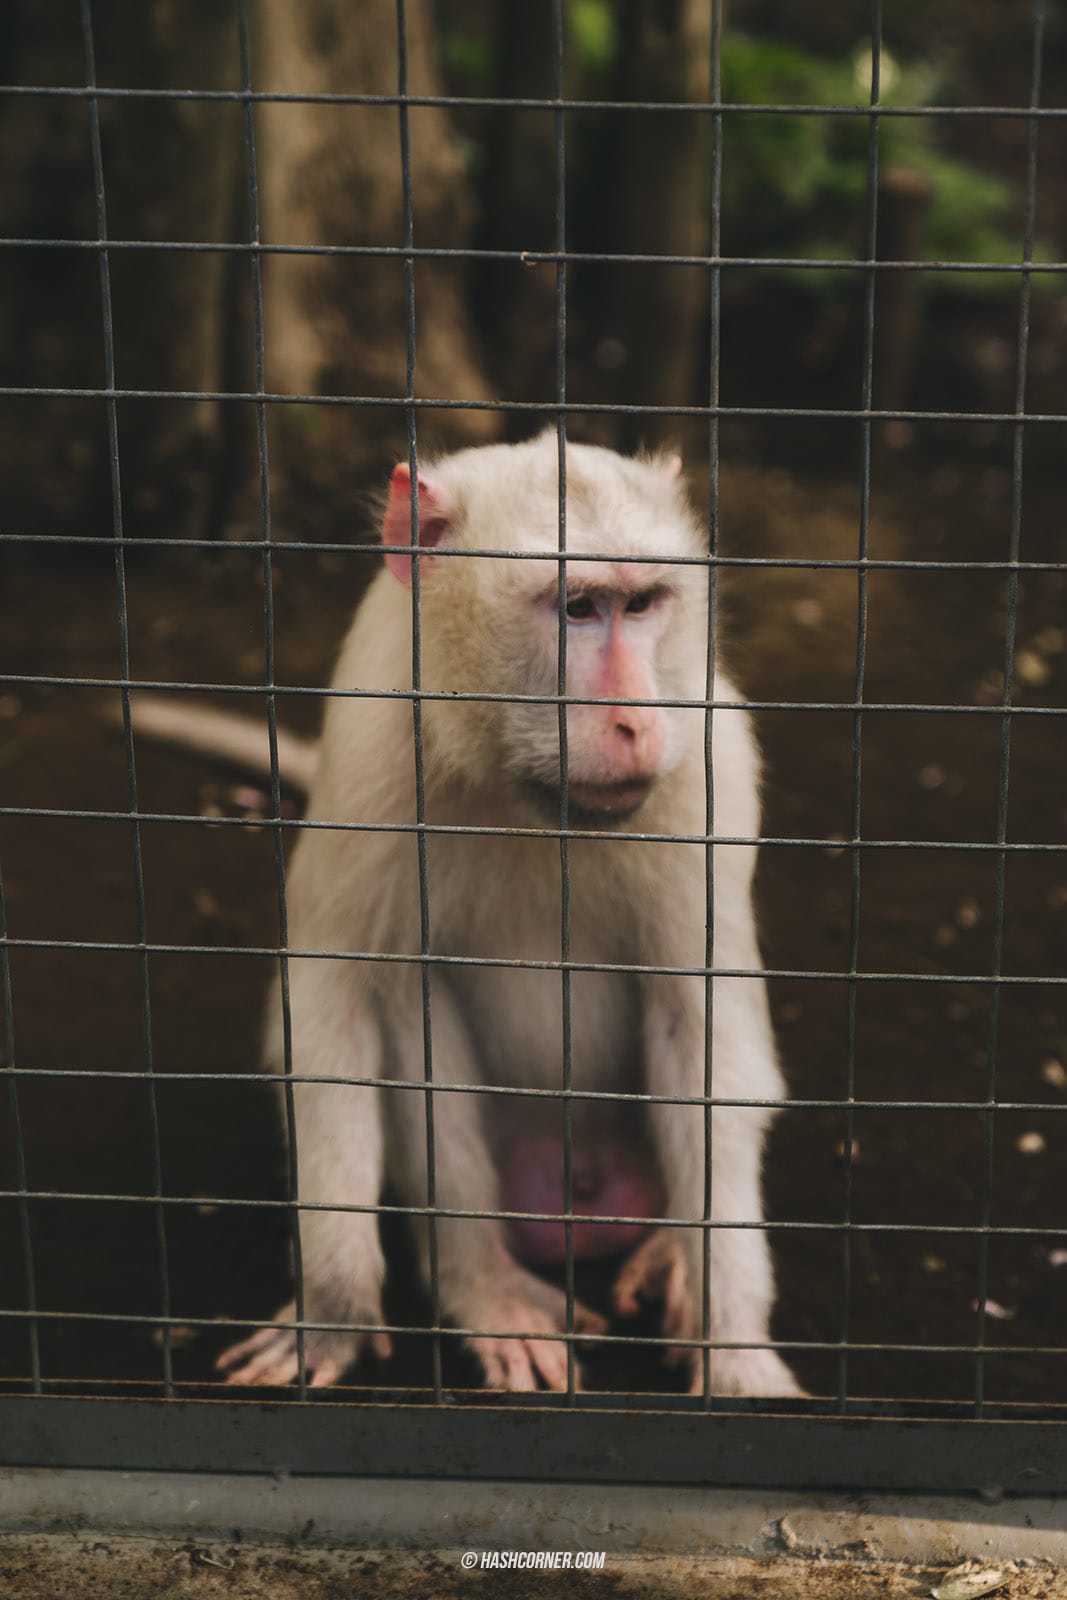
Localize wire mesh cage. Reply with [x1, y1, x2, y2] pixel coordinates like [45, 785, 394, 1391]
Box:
[1, 0, 1066, 1489]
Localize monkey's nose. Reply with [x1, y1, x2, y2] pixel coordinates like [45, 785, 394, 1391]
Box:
[612, 711, 663, 773]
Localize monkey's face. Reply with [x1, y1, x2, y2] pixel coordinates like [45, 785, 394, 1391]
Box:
[380, 435, 709, 822]
[496, 560, 701, 825]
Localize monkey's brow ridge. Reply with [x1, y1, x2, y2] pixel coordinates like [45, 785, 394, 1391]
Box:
[535, 572, 671, 604]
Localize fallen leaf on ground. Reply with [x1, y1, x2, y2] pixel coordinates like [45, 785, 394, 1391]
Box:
[931, 1562, 1014, 1600]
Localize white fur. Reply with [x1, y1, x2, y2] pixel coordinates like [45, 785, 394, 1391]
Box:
[215, 433, 802, 1397]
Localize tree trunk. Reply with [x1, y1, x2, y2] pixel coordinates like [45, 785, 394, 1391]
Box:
[591, 0, 715, 452]
[468, 4, 562, 421]
[0, 0, 496, 550]
[247, 0, 499, 536]
[873, 166, 932, 449]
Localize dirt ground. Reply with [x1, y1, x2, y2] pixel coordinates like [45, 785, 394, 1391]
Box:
[3, 1535, 1067, 1600]
[1, 428, 1066, 1408]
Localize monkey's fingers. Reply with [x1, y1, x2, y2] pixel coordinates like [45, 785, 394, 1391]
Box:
[484, 1275, 605, 1341]
[308, 1358, 344, 1389]
[611, 1227, 688, 1319]
[221, 1337, 340, 1389]
[535, 1294, 606, 1355]
[215, 1320, 291, 1373]
[229, 1348, 302, 1387]
[473, 1337, 541, 1393]
[464, 1260, 604, 1390]
[216, 1295, 391, 1386]
[526, 1335, 576, 1391]
[660, 1255, 699, 1371]
[473, 1333, 579, 1393]
[570, 1300, 608, 1338]
[573, 1313, 608, 1357]
[370, 1330, 395, 1361]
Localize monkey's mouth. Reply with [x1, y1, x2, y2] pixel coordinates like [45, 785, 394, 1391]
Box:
[528, 777, 654, 825]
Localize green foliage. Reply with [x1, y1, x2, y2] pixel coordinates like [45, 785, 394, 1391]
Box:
[719, 35, 1028, 293]
[435, 13, 1038, 298]
[444, 2, 617, 85]
[442, 29, 493, 88]
[443, 3, 618, 88]
[570, 0, 618, 73]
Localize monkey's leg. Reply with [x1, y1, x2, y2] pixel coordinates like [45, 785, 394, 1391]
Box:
[637, 973, 804, 1398]
[385, 976, 607, 1392]
[698, 1106, 805, 1398]
[217, 960, 391, 1387]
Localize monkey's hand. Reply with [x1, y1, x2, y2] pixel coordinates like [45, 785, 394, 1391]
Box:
[611, 1225, 691, 1336]
[461, 1260, 608, 1392]
[214, 1298, 393, 1388]
[611, 1228, 806, 1398]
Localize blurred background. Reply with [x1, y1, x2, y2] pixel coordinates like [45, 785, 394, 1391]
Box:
[1, 1, 1066, 1405]
[2, 0, 1066, 534]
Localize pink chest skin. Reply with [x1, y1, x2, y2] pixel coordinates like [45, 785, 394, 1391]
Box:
[501, 1131, 665, 1264]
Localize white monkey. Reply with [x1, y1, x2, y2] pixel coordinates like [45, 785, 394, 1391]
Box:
[136, 432, 802, 1397]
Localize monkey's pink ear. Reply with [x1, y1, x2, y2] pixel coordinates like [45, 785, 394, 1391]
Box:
[661, 453, 683, 480]
[381, 463, 454, 585]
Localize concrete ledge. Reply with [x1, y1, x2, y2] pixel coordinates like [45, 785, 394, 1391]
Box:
[1, 1468, 1066, 1565]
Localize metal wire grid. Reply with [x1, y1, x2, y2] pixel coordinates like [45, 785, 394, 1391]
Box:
[0, 0, 1063, 1456]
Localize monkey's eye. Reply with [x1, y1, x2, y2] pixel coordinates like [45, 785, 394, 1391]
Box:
[626, 591, 654, 615]
[565, 594, 597, 621]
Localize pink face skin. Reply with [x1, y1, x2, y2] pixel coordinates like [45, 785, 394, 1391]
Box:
[501, 1131, 665, 1264]
[555, 574, 669, 815]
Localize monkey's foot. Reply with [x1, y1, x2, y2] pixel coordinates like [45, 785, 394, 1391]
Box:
[215, 1299, 393, 1388]
[464, 1265, 607, 1392]
[690, 1346, 806, 1399]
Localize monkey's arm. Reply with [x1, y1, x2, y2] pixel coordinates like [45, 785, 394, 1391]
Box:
[639, 957, 802, 1398]
[620, 746, 804, 1398]
[216, 954, 391, 1387]
[384, 969, 606, 1391]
